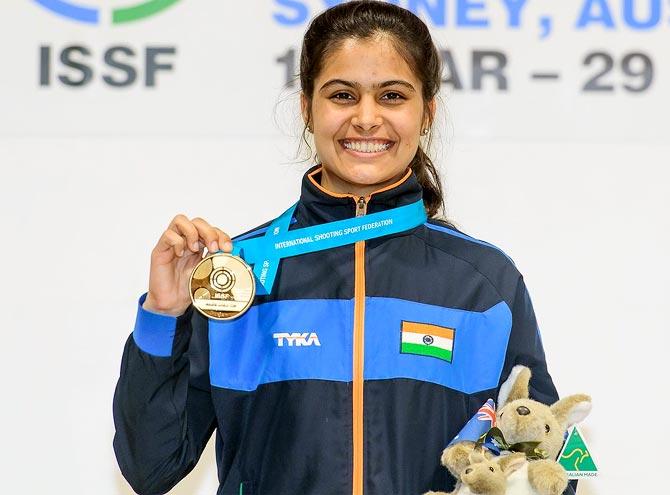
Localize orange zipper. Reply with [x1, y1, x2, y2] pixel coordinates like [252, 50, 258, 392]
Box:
[305, 165, 415, 495]
[352, 195, 368, 495]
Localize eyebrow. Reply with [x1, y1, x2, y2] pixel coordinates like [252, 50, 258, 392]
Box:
[319, 79, 416, 93]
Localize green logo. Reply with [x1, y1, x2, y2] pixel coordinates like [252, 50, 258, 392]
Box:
[558, 426, 598, 478]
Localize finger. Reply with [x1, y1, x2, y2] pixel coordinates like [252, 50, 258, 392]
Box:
[169, 214, 200, 252]
[191, 217, 220, 252]
[214, 227, 233, 252]
[156, 229, 186, 257]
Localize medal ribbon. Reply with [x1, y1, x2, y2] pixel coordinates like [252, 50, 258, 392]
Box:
[230, 198, 427, 295]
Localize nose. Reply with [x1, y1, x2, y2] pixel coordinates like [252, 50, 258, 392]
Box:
[351, 94, 382, 132]
[516, 406, 531, 416]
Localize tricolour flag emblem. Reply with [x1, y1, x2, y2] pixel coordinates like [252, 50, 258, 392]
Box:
[400, 321, 455, 362]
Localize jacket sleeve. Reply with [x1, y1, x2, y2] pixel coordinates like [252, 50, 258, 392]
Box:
[501, 275, 558, 404]
[113, 293, 216, 495]
[500, 275, 578, 495]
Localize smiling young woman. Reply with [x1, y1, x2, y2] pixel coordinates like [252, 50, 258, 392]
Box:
[299, 1, 446, 219]
[113, 2, 571, 495]
[301, 34, 436, 199]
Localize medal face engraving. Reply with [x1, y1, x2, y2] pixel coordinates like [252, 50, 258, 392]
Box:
[189, 253, 255, 320]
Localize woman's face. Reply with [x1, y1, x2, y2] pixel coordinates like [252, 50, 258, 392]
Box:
[302, 36, 435, 197]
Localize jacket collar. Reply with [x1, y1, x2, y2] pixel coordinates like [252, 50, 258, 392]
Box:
[294, 164, 425, 226]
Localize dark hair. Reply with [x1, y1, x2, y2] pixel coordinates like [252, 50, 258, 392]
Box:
[299, 0, 446, 218]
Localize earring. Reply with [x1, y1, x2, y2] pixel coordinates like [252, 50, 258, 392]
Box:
[421, 128, 429, 135]
[307, 126, 313, 133]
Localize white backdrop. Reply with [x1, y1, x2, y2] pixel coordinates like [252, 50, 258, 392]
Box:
[1, 1, 668, 493]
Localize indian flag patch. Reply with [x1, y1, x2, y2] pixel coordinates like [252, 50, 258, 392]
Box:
[400, 321, 455, 363]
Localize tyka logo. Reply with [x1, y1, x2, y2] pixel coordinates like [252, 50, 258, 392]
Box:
[33, 0, 182, 25]
[34, 1, 180, 87]
[273, 332, 322, 347]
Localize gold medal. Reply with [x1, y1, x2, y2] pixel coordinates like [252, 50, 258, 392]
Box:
[189, 253, 255, 320]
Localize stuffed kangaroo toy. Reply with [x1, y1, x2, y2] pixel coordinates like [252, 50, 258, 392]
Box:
[438, 366, 591, 495]
[425, 450, 527, 495]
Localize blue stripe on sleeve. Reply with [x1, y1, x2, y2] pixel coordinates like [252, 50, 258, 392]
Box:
[132, 293, 178, 357]
[425, 222, 515, 265]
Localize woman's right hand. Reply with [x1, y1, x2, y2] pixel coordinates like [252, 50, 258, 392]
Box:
[143, 215, 233, 316]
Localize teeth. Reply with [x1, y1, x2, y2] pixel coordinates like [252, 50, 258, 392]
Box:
[343, 141, 392, 153]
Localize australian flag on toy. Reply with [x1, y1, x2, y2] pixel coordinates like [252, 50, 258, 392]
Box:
[446, 398, 499, 453]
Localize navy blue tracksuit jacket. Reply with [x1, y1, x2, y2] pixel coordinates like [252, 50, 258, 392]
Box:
[113, 164, 577, 495]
